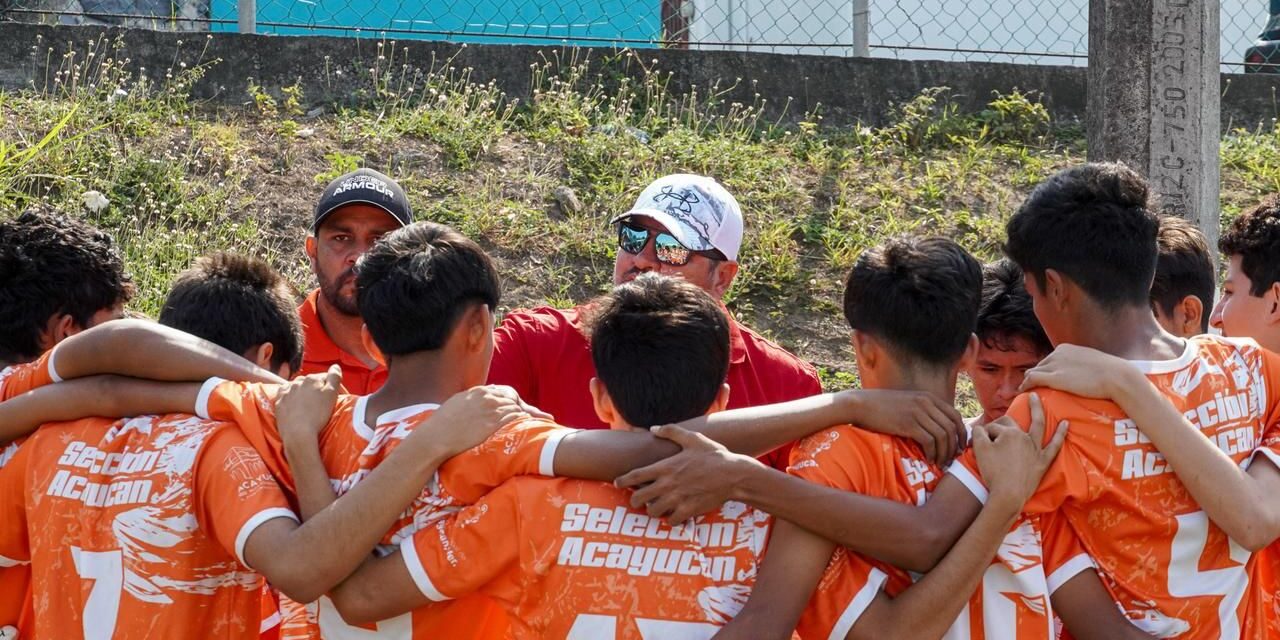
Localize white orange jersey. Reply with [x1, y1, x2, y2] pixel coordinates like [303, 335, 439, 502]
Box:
[198, 379, 573, 640]
[788, 424, 1084, 640]
[0, 413, 297, 639]
[0, 348, 63, 633]
[950, 335, 1280, 639]
[401, 475, 772, 639]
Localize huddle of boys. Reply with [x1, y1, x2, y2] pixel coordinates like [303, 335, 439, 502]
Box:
[0, 160, 1275, 640]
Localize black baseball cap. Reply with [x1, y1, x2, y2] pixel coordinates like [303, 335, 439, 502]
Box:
[313, 168, 413, 233]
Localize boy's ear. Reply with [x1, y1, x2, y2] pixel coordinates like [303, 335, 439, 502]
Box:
[588, 377, 619, 425]
[1267, 282, 1280, 326]
[38, 313, 79, 351]
[1179, 295, 1206, 335]
[707, 383, 731, 414]
[360, 325, 387, 367]
[467, 304, 494, 352]
[1043, 269, 1068, 309]
[957, 334, 980, 372]
[251, 342, 275, 371]
[851, 329, 878, 371]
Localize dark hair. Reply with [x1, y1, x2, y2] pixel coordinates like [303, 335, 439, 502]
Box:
[587, 273, 730, 427]
[977, 259, 1052, 354]
[1220, 195, 1280, 297]
[158, 252, 303, 372]
[1152, 216, 1215, 332]
[843, 235, 982, 367]
[1005, 162, 1158, 310]
[355, 222, 501, 356]
[0, 209, 135, 363]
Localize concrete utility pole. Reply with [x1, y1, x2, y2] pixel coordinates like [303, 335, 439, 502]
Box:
[1087, 0, 1221, 254]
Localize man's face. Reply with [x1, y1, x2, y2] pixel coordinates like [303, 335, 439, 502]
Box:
[612, 216, 733, 298]
[1210, 255, 1280, 349]
[968, 334, 1047, 424]
[306, 205, 402, 316]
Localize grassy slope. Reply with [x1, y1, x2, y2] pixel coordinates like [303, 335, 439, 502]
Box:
[3, 36, 1279, 403]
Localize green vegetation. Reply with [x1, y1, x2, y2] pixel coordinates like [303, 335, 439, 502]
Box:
[2, 36, 1279, 401]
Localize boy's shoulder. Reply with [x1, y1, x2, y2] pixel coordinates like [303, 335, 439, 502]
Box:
[792, 424, 927, 473]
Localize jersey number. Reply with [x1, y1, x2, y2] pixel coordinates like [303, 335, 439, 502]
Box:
[72, 547, 122, 640]
[1167, 511, 1249, 640]
[567, 613, 719, 640]
[317, 595, 412, 639]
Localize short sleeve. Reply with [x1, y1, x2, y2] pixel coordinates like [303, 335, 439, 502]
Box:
[787, 426, 892, 495]
[437, 418, 572, 503]
[486, 311, 541, 401]
[0, 349, 59, 401]
[1037, 514, 1096, 595]
[193, 426, 297, 570]
[1251, 348, 1280, 472]
[400, 479, 524, 602]
[796, 547, 891, 640]
[947, 393, 1086, 514]
[0, 441, 33, 567]
[196, 379, 294, 494]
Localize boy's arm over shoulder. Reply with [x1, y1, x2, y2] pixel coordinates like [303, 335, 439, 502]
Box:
[0, 376, 206, 446]
[50, 319, 284, 384]
[328, 478, 528, 625]
[436, 416, 575, 502]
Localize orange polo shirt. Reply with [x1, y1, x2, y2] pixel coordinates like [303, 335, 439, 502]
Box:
[296, 289, 387, 394]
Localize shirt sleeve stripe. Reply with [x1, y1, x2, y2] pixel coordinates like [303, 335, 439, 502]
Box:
[47, 342, 63, 383]
[234, 507, 299, 568]
[400, 536, 452, 602]
[947, 463, 989, 505]
[828, 567, 889, 640]
[539, 428, 572, 477]
[0, 554, 26, 568]
[1046, 553, 1096, 594]
[195, 377, 227, 420]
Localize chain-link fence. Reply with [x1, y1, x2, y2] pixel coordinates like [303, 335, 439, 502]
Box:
[0, 0, 1276, 71]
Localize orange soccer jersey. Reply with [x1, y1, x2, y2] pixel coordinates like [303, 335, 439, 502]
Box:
[788, 424, 1083, 640]
[0, 412, 297, 639]
[949, 335, 1280, 639]
[196, 378, 573, 639]
[0, 349, 62, 632]
[401, 475, 772, 639]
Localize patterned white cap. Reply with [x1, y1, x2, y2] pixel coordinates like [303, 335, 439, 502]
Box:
[609, 174, 744, 262]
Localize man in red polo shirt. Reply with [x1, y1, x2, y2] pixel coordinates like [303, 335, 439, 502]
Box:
[488, 173, 821, 469]
[298, 168, 411, 394]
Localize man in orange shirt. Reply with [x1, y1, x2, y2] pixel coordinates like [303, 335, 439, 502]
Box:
[298, 168, 412, 394]
[265, 271, 1059, 640]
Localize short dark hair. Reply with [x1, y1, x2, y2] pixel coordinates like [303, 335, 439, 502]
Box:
[1152, 216, 1215, 332]
[977, 259, 1052, 354]
[1005, 162, 1158, 310]
[843, 235, 982, 367]
[0, 209, 135, 363]
[355, 222, 501, 356]
[1220, 195, 1280, 297]
[158, 252, 303, 372]
[587, 273, 730, 427]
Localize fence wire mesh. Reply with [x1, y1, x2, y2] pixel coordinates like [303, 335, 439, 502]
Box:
[0, 1, 1276, 72]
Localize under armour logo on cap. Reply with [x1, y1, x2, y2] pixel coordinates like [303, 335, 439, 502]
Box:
[609, 174, 744, 262]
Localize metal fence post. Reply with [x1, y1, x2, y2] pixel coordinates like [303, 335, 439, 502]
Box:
[238, 0, 256, 34]
[852, 0, 869, 57]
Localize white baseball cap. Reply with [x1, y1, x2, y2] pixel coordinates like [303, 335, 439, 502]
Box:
[609, 174, 744, 262]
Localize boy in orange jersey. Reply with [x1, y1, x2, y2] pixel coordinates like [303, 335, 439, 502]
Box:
[1014, 196, 1280, 637]
[264, 271, 1057, 639]
[0, 252, 532, 640]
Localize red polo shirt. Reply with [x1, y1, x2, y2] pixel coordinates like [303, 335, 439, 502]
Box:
[296, 289, 388, 395]
[487, 305, 822, 470]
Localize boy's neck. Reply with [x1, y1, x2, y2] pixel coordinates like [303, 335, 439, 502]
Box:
[366, 351, 470, 417]
[864, 366, 957, 405]
[1066, 304, 1183, 361]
